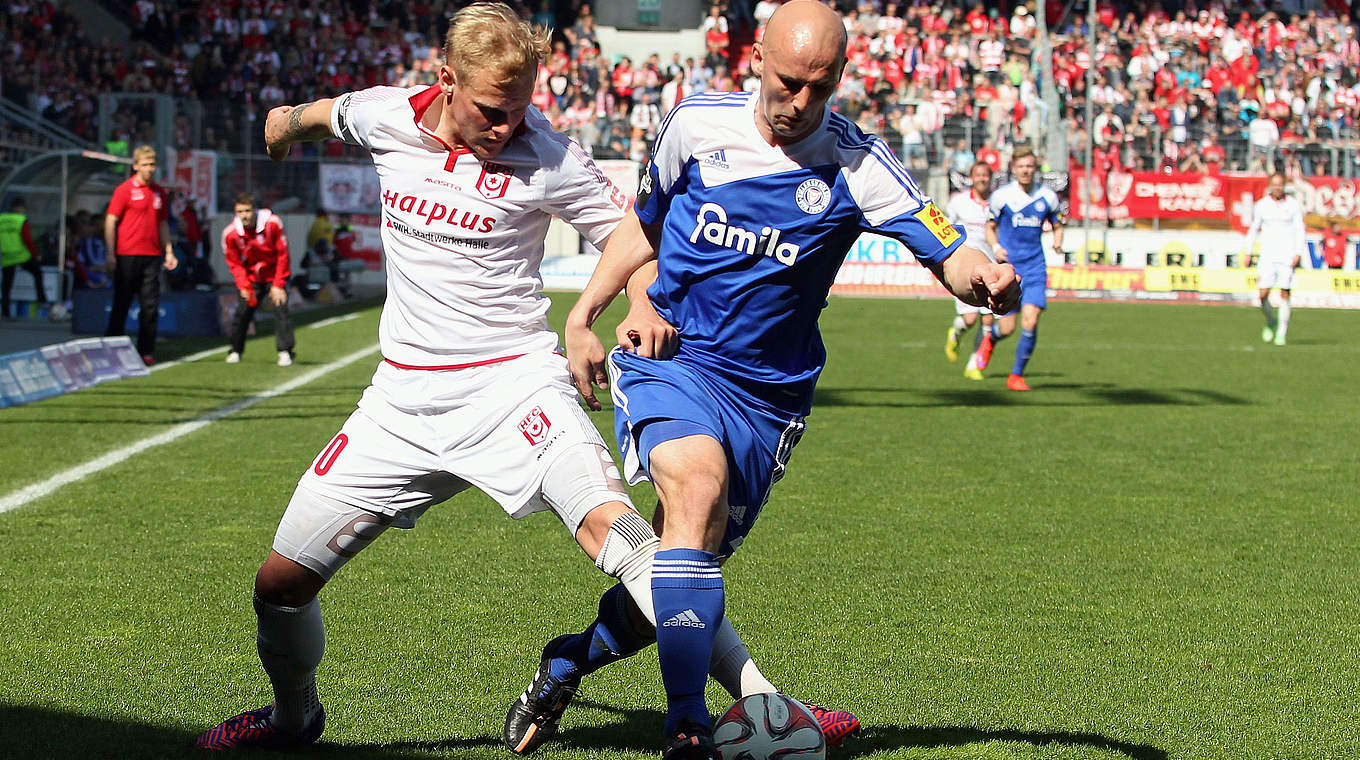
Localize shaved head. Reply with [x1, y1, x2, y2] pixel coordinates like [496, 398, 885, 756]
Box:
[752, 0, 848, 145]
[763, 0, 847, 70]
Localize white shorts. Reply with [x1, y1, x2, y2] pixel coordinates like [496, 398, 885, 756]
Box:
[275, 351, 630, 577]
[954, 298, 993, 316]
[1256, 260, 1296, 290]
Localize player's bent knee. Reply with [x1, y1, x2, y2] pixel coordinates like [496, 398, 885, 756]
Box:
[269, 485, 396, 592]
[254, 553, 326, 606]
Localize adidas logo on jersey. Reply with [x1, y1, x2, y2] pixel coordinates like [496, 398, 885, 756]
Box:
[689, 202, 801, 266]
[700, 149, 730, 169]
[662, 609, 707, 629]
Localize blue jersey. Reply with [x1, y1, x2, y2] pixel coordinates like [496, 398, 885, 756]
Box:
[990, 180, 1061, 272]
[637, 91, 965, 411]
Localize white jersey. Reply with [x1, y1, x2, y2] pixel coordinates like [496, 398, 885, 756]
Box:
[1244, 194, 1307, 265]
[946, 189, 994, 259]
[330, 85, 628, 367]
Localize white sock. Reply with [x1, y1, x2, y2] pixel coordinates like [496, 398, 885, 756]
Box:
[603, 525, 776, 697]
[710, 619, 777, 698]
[1278, 301, 1291, 337]
[1260, 298, 1276, 327]
[255, 595, 325, 731]
[965, 352, 979, 370]
[951, 316, 967, 335]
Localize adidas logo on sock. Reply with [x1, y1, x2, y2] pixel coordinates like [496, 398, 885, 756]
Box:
[661, 609, 706, 629]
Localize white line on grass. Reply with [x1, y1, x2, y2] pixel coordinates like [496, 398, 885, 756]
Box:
[0, 344, 380, 516]
[151, 346, 227, 371]
[308, 314, 361, 329]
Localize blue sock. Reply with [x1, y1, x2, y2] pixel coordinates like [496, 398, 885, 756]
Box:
[652, 548, 724, 735]
[546, 584, 654, 682]
[990, 323, 1009, 343]
[1012, 327, 1037, 376]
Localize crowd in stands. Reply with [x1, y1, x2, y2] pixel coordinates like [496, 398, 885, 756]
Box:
[3, 0, 1360, 200]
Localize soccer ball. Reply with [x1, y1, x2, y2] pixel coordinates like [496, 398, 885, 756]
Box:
[714, 693, 825, 760]
[47, 302, 69, 322]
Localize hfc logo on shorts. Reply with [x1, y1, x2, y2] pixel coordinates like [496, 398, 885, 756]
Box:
[518, 406, 552, 445]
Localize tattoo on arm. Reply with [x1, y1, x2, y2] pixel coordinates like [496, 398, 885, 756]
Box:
[285, 101, 333, 142]
[286, 102, 312, 136]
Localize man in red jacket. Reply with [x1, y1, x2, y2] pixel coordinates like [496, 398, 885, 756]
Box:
[222, 193, 295, 366]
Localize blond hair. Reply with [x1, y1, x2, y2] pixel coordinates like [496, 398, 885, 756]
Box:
[444, 3, 549, 86]
[1011, 146, 1036, 163]
[132, 144, 156, 164]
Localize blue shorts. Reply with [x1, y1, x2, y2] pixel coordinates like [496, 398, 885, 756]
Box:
[607, 348, 806, 557]
[999, 265, 1047, 314]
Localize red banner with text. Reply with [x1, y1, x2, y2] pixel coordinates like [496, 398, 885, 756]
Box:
[1071, 170, 1360, 232]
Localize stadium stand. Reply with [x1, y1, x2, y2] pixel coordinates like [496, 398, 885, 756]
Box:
[3, 1, 1358, 201]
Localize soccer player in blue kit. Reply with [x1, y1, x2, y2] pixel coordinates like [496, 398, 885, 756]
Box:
[519, 2, 1019, 757]
[966, 146, 1064, 391]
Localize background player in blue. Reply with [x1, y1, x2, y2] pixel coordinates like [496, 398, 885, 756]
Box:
[968, 147, 1064, 391]
[552, 3, 1020, 756]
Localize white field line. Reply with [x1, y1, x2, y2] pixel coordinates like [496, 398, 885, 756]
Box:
[151, 345, 228, 370]
[0, 344, 379, 516]
[307, 314, 362, 329]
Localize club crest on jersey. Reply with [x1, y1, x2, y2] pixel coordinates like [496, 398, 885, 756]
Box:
[795, 178, 831, 214]
[518, 406, 551, 445]
[476, 162, 514, 199]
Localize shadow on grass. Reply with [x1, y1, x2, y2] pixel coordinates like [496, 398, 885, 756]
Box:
[814, 384, 1249, 408]
[841, 724, 1168, 759]
[0, 703, 1167, 760]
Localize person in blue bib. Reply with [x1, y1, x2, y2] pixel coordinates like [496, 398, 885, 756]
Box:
[539, 2, 1021, 757]
[967, 146, 1064, 391]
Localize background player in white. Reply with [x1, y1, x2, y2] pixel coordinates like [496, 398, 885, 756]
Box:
[1244, 173, 1306, 346]
[944, 161, 1000, 368]
[194, 4, 660, 750]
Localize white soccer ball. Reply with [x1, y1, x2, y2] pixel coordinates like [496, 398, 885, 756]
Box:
[47, 302, 69, 322]
[714, 693, 826, 760]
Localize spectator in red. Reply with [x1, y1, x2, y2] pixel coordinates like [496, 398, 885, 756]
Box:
[611, 56, 637, 110]
[702, 4, 730, 68]
[1322, 221, 1348, 269]
[1201, 136, 1226, 173]
[105, 145, 178, 364]
[333, 213, 356, 260]
[222, 193, 295, 367]
[977, 144, 1001, 171]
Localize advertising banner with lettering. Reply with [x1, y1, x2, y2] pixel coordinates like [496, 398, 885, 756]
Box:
[826, 232, 1359, 307]
[1070, 170, 1227, 221]
[1225, 175, 1360, 233]
[0, 350, 65, 406]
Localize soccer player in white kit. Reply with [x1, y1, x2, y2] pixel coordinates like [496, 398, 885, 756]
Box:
[944, 161, 1000, 370]
[1244, 173, 1306, 346]
[193, 4, 661, 750]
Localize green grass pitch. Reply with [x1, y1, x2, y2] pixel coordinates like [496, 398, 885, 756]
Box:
[0, 294, 1355, 759]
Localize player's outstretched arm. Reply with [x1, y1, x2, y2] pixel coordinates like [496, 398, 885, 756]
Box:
[566, 208, 660, 410]
[937, 245, 1021, 313]
[264, 99, 339, 162]
[617, 260, 677, 360]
